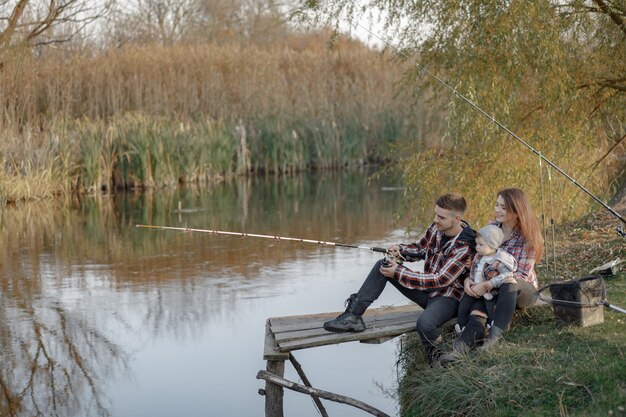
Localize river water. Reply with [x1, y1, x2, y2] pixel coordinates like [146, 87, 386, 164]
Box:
[0, 169, 418, 417]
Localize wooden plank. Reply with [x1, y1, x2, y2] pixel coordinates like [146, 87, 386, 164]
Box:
[270, 305, 422, 333]
[269, 304, 420, 325]
[270, 304, 420, 322]
[264, 319, 290, 361]
[270, 308, 421, 334]
[274, 321, 415, 345]
[278, 321, 418, 352]
[278, 322, 417, 351]
[359, 316, 457, 344]
[359, 335, 404, 345]
[271, 309, 420, 337]
[273, 313, 418, 343]
[273, 314, 419, 344]
[269, 312, 341, 326]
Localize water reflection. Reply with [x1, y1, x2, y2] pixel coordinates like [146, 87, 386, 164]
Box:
[0, 265, 128, 417]
[0, 169, 404, 417]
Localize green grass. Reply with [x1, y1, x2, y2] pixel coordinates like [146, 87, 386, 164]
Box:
[397, 212, 626, 417]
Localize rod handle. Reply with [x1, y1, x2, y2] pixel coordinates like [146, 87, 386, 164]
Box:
[371, 247, 388, 253]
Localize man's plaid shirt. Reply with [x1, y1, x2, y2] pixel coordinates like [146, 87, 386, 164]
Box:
[394, 222, 475, 301]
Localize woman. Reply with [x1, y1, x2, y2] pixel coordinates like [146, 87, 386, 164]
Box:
[441, 188, 543, 362]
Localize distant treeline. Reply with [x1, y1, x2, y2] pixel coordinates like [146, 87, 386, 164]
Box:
[0, 39, 431, 202]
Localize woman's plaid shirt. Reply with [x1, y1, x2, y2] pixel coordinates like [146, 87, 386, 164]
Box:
[394, 222, 475, 301]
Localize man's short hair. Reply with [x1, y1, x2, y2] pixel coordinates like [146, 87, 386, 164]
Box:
[435, 193, 467, 214]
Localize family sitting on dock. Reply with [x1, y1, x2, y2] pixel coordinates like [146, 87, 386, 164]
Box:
[323, 189, 543, 364]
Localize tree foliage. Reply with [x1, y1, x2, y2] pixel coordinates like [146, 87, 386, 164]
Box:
[301, 0, 626, 225]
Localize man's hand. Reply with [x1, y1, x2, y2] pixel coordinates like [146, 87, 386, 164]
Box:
[387, 244, 401, 259]
[464, 279, 479, 298]
[379, 258, 398, 278]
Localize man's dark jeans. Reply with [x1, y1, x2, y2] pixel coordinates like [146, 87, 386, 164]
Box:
[357, 260, 459, 347]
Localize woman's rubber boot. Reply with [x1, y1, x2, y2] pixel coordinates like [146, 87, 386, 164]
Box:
[323, 294, 368, 333]
[439, 339, 470, 365]
[480, 326, 505, 351]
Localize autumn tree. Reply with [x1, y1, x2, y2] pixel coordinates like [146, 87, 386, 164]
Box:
[0, 0, 113, 60]
[301, 0, 626, 223]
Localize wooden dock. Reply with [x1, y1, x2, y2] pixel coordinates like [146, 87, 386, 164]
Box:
[258, 299, 549, 416]
[264, 304, 422, 360]
[260, 304, 423, 417]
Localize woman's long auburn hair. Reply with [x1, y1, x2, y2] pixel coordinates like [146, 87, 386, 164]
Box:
[498, 188, 544, 263]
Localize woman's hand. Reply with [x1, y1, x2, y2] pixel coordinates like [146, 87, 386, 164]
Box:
[470, 281, 493, 297]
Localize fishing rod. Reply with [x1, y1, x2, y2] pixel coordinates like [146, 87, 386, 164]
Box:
[353, 22, 626, 230]
[136, 224, 390, 254]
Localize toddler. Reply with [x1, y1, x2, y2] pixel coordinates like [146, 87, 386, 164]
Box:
[456, 224, 518, 332]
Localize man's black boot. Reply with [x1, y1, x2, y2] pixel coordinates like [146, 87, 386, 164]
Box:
[425, 343, 443, 365]
[323, 294, 368, 333]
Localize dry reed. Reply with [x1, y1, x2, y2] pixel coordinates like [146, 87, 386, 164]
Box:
[0, 42, 424, 201]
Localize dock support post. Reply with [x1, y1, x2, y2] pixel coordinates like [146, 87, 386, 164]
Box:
[265, 360, 285, 417]
[263, 319, 288, 417]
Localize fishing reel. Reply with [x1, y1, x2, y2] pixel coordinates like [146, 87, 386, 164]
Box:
[381, 251, 405, 268]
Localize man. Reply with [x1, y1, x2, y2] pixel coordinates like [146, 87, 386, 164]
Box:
[323, 193, 476, 362]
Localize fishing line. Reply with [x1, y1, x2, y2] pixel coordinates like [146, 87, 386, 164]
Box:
[538, 153, 552, 280]
[547, 165, 558, 278]
[352, 22, 626, 229]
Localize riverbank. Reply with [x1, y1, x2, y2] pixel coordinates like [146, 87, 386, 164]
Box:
[397, 210, 626, 417]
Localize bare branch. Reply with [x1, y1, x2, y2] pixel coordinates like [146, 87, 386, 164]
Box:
[0, 0, 30, 48]
[257, 370, 391, 417]
[591, 133, 626, 171]
[578, 77, 626, 93]
[26, 1, 62, 41]
[0, 0, 113, 56]
[592, 0, 626, 35]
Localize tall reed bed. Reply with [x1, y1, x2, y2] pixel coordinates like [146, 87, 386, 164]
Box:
[0, 42, 423, 201]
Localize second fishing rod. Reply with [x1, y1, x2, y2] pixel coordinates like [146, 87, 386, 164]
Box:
[354, 22, 626, 233]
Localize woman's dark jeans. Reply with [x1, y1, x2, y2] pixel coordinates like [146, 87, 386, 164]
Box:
[491, 278, 537, 330]
[356, 260, 459, 347]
